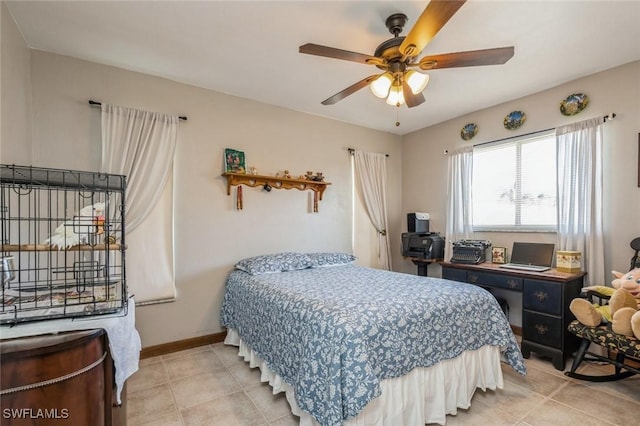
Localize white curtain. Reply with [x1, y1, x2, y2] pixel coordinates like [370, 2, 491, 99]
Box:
[353, 150, 392, 270]
[101, 104, 179, 303]
[445, 147, 474, 262]
[556, 117, 605, 286]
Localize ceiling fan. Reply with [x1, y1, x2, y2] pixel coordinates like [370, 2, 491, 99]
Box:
[299, 0, 514, 108]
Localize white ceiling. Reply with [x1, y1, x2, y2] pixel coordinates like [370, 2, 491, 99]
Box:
[6, 1, 640, 135]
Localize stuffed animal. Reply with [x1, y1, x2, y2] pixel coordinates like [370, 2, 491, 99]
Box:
[569, 268, 640, 339]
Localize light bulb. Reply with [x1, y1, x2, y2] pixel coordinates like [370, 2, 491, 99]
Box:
[370, 73, 392, 98]
[405, 70, 430, 95]
[386, 85, 405, 106]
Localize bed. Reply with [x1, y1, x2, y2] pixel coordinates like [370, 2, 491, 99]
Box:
[220, 252, 526, 426]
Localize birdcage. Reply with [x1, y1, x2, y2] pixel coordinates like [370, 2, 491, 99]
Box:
[0, 164, 127, 325]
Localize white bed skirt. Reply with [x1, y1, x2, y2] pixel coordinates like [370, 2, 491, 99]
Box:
[224, 329, 504, 426]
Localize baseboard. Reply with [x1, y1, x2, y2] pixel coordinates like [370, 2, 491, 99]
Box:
[140, 331, 227, 359]
[139, 326, 521, 359]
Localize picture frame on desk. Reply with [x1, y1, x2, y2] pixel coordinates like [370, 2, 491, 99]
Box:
[492, 247, 507, 264]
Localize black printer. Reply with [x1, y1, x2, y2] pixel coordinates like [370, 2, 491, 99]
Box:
[402, 232, 445, 260]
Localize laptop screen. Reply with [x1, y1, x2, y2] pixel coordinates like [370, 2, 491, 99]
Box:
[510, 242, 555, 267]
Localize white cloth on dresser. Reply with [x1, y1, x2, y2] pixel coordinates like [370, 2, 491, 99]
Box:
[0, 300, 141, 404]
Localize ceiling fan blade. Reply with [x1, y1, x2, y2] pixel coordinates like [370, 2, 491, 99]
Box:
[402, 82, 426, 108]
[418, 46, 515, 70]
[400, 0, 466, 58]
[299, 43, 379, 65]
[321, 75, 379, 105]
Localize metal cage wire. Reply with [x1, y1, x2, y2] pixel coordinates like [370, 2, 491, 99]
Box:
[0, 164, 127, 325]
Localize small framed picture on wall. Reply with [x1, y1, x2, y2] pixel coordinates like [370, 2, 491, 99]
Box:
[224, 148, 246, 174]
[492, 247, 507, 264]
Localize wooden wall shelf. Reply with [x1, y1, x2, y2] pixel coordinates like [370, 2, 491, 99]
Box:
[222, 172, 331, 212]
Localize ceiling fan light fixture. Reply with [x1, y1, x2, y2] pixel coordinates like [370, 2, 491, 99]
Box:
[370, 73, 393, 98]
[386, 85, 405, 106]
[405, 70, 430, 95]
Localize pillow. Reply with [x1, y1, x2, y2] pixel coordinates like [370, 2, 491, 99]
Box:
[235, 252, 313, 275]
[307, 252, 357, 268]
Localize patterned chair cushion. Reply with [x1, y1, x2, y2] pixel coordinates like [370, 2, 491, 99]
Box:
[568, 320, 640, 359]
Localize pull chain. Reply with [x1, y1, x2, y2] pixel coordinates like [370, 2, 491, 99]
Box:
[395, 106, 400, 127]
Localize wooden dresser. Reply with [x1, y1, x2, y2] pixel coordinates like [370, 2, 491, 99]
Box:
[0, 329, 126, 425]
[441, 262, 586, 370]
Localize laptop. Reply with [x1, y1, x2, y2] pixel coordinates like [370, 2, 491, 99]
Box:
[499, 242, 555, 272]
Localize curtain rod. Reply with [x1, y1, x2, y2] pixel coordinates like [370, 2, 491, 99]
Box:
[443, 113, 616, 154]
[88, 100, 187, 121]
[348, 148, 389, 157]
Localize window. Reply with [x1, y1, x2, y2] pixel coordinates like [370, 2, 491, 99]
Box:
[472, 131, 556, 232]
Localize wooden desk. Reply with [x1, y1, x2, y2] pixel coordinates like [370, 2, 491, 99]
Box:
[441, 262, 586, 370]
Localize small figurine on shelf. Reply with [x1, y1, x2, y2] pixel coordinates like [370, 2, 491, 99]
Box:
[284, 170, 292, 179]
[313, 172, 324, 182]
[305, 171, 314, 180]
[249, 166, 258, 175]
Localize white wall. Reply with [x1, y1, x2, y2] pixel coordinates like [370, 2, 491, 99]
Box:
[401, 60, 640, 325]
[5, 3, 638, 343]
[0, 1, 32, 162]
[15, 49, 403, 347]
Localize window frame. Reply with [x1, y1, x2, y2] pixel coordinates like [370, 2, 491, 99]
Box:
[471, 130, 557, 233]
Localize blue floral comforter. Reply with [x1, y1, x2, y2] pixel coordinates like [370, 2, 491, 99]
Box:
[220, 264, 525, 426]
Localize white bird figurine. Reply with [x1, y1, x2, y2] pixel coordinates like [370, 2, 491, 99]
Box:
[44, 202, 106, 249]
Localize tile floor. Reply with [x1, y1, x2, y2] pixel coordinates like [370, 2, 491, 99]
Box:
[126, 342, 640, 426]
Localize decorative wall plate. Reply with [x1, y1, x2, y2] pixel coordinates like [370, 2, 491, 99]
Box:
[560, 93, 589, 116]
[504, 110, 526, 130]
[460, 123, 478, 140]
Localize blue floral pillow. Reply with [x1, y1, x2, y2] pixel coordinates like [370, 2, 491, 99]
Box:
[235, 252, 313, 275]
[308, 252, 357, 268]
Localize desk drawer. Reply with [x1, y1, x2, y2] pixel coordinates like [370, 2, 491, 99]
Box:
[467, 271, 523, 291]
[523, 311, 562, 349]
[442, 267, 467, 282]
[524, 279, 562, 315]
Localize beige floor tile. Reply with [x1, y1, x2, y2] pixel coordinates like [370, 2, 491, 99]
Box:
[127, 360, 170, 393]
[130, 410, 183, 426]
[164, 349, 225, 380]
[125, 343, 639, 426]
[431, 392, 520, 426]
[138, 355, 163, 367]
[162, 345, 212, 360]
[470, 381, 547, 421]
[520, 399, 617, 426]
[577, 367, 640, 404]
[502, 362, 569, 397]
[268, 413, 300, 426]
[244, 382, 293, 421]
[127, 383, 177, 425]
[212, 342, 249, 368]
[228, 361, 266, 388]
[180, 391, 267, 426]
[552, 381, 640, 425]
[171, 370, 242, 410]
